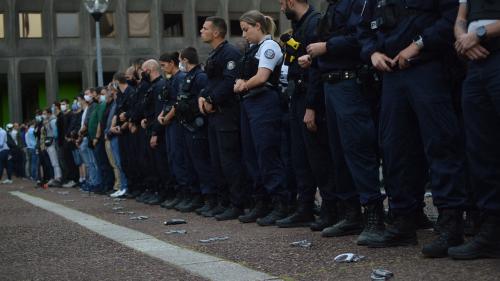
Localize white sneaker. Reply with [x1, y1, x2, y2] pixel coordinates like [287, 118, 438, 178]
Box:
[110, 190, 122, 198]
[1, 179, 13, 184]
[63, 180, 77, 188]
[114, 189, 127, 198]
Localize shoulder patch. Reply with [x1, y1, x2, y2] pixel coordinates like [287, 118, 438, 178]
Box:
[264, 49, 275, 60]
[227, 61, 236, 70]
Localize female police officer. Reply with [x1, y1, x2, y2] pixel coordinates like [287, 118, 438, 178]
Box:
[234, 10, 289, 226]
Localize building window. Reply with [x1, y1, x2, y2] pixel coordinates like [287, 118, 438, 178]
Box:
[92, 12, 115, 38]
[229, 14, 242, 37]
[128, 12, 150, 37]
[18, 12, 43, 38]
[163, 14, 183, 37]
[0, 14, 4, 39]
[196, 15, 210, 36]
[56, 13, 79, 38]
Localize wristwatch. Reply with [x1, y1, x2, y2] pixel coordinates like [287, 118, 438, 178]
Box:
[413, 35, 424, 50]
[476, 25, 488, 42]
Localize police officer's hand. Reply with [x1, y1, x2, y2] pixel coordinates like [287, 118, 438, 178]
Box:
[298, 55, 312, 69]
[150, 135, 158, 149]
[164, 107, 176, 125]
[464, 45, 490, 61]
[141, 119, 147, 129]
[306, 42, 327, 58]
[395, 43, 421, 70]
[304, 109, 317, 133]
[198, 97, 207, 114]
[234, 79, 247, 93]
[119, 112, 127, 122]
[130, 123, 137, 134]
[158, 111, 165, 125]
[371, 52, 395, 72]
[455, 32, 480, 55]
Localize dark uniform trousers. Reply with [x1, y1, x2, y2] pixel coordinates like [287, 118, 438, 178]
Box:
[147, 129, 170, 194]
[462, 51, 500, 214]
[289, 89, 336, 204]
[184, 125, 217, 195]
[120, 130, 141, 191]
[165, 120, 196, 191]
[240, 89, 288, 202]
[380, 60, 466, 214]
[207, 104, 245, 208]
[324, 79, 385, 205]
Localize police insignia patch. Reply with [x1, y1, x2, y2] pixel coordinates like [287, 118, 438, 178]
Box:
[227, 61, 236, 70]
[264, 49, 275, 59]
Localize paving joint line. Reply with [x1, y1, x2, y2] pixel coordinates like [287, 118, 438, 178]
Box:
[9, 191, 281, 281]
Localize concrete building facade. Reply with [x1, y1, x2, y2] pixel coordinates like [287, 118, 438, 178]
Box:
[0, 0, 327, 124]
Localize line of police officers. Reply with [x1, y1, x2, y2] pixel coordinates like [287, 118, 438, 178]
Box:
[103, 0, 499, 261]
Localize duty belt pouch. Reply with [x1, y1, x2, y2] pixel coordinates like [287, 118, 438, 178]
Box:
[242, 86, 268, 100]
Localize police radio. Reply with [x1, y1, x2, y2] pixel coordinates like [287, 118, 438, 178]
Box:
[280, 33, 301, 65]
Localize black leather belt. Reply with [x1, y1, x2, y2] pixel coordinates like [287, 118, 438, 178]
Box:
[321, 70, 357, 83]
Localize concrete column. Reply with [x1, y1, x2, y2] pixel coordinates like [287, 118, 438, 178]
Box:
[8, 59, 22, 122]
[152, 0, 162, 57]
[185, 0, 196, 46]
[45, 57, 58, 103]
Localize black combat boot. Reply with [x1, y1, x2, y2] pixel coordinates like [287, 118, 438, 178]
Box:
[174, 192, 193, 211]
[367, 211, 418, 248]
[238, 200, 270, 223]
[161, 191, 182, 208]
[310, 200, 338, 232]
[464, 209, 480, 237]
[202, 203, 227, 217]
[215, 206, 244, 221]
[422, 209, 464, 258]
[178, 193, 204, 213]
[448, 214, 500, 260]
[322, 200, 363, 237]
[146, 191, 166, 205]
[357, 201, 385, 246]
[416, 208, 435, 230]
[196, 194, 217, 215]
[257, 200, 288, 226]
[276, 201, 315, 228]
[136, 190, 153, 203]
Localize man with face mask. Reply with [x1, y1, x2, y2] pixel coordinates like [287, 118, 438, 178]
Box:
[79, 89, 101, 192]
[56, 100, 79, 188]
[274, 0, 337, 228]
[0, 125, 13, 184]
[87, 88, 114, 194]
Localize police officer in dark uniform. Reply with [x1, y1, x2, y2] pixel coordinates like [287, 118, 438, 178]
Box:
[166, 47, 217, 213]
[448, 0, 500, 260]
[198, 17, 246, 220]
[306, 0, 386, 242]
[358, 0, 466, 256]
[140, 59, 172, 205]
[235, 10, 289, 226]
[275, 0, 337, 229]
[157, 52, 192, 209]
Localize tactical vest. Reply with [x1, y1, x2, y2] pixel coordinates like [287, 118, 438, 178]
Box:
[205, 41, 227, 79]
[370, 0, 427, 32]
[317, 1, 355, 41]
[176, 71, 201, 123]
[239, 39, 281, 88]
[467, 0, 500, 22]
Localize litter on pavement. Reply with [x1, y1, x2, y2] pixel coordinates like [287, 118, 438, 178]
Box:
[130, 215, 149, 220]
[112, 206, 124, 211]
[199, 236, 229, 243]
[290, 240, 312, 248]
[334, 253, 366, 263]
[164, 219, 187, 225]
[371, 268, 393, 280]
[165, 230, 187, 235]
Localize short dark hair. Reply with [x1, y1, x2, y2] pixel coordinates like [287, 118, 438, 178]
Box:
[159, 52, 180, 65]
[44, 107, 52, 114]
[206, 16, 227, 38]
[61, 99, 69, 104]
[180, 47, 199, 65]
[113, 72, 127, 84]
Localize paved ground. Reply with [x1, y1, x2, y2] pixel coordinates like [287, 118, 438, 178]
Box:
[1, 180, 500, 281]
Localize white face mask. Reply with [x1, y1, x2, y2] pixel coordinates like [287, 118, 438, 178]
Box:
[61, 104, 67, 112]
[179, 62, 187, 72]
[84, 95, 93, 103]
[99, 95, 106, 103]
